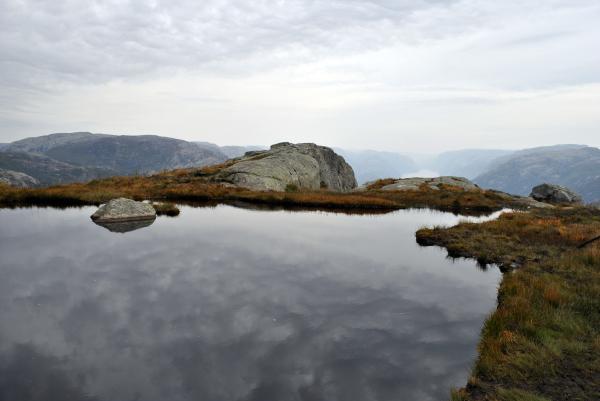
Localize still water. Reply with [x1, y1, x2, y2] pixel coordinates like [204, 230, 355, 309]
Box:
[0, 205, 502, 401]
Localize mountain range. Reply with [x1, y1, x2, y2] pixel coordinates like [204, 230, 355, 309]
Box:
[0, 132, 262, 187]
[474, 145, 600, 202]
[1, 132, 598, 202]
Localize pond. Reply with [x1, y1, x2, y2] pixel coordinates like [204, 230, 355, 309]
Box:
[0, 205, 502, 401]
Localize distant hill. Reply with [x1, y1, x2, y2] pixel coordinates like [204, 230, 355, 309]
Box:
[0, 151, 118, 186]
[7, 132, 111, 154]
[194, 142, 266, 159]
[219, 145, 266, 159]
[335, 149, 417, 184]
[42, 135, 226, 174]
[474, 145, 600, 202]
[0, 132, 229, 187]
[0, 144, 8, 150]
[431, 149, 515, 179]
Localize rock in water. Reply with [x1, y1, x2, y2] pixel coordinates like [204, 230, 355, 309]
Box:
[213, 142, 357, 192]
[91, 198, 156, 222]
[530, 183, 582, 204]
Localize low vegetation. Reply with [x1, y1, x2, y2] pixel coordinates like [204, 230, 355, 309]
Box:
[152, 202, 180, 217]
[418, 207, 600, 401]
[0, 169, 521, 215]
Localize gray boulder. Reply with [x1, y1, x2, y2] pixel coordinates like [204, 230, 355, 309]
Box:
[530, 183, 582, 204]
[361, 176, 479, 191]
[91, 198, 156, 222]
[212, 142, 357, 192]
[0, 169, 40, 188]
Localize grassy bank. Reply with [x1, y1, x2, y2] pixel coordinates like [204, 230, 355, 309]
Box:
[0, 169, 520, 215]
[417, 208, 600, 401]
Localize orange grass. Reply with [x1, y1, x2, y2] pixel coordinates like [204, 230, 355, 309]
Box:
[0, 170, 516, 214]
[417, 207, 600, 401]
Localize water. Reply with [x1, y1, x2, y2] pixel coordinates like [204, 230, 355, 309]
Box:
[0, 205, 502, 401]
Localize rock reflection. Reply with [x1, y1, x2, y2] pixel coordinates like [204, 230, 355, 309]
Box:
[93, 217, 155, 233]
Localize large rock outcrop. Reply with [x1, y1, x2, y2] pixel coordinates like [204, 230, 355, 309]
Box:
[530, 183, 582, 204]
[91, 198, 156, 223]
[0, 169, 40, 188]
[212, 142, 357, 192]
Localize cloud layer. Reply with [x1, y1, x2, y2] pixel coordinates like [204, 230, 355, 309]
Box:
[1, 0, 599, 150]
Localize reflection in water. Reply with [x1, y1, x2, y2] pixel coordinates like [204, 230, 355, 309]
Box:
[93, 217, 155, 233]
[0, 206, 502, 401]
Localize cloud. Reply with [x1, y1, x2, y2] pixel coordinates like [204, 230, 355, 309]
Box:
[0, 0, 599, 149]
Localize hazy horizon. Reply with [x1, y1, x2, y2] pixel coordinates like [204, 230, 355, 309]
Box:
[4, 131, 598, 155]
[2, 1, 600, 152]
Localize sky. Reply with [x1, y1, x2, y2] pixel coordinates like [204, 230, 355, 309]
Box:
[1, 0, 599, 152]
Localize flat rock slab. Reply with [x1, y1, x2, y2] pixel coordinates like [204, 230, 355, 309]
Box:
[91, 198, 156, 223]
[371, 176, 479, 191]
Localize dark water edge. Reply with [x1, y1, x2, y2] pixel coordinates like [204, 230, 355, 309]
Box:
[0, 205, 502, 401]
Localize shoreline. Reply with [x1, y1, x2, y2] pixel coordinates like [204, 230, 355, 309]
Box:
[2, 173, 598, 400]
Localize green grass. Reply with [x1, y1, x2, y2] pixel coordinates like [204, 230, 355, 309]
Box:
[417, 207, 600, 400]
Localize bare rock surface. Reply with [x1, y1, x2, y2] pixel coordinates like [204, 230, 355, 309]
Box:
[360, 176, 479, 191]
[0, 169, 40, 188]
[212, 142, 357, 192]
[91, 198, 156, 222]
[530, 183, 582, 204]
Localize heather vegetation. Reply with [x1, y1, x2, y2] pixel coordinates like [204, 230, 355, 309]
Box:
[0, 168, 516, 215]
[418, 207, 600, 401]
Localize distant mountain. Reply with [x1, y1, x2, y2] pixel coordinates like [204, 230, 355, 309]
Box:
[431, 149, 515, 179]
[0, 143, 8, 150]
[43, 135, 226, 174]
[194, 142, 266, 159]
[0, 132, 229, 187]
[474, 145, 600, 202]
[0, 151, 118, 186]
[335, 149, 417, 184]
[219, 145, 266, 159]
[5, 132, 228, 174]
[7, 132, 111, 154]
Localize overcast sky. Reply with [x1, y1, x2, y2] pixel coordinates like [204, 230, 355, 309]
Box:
[1, 0, 599, 152]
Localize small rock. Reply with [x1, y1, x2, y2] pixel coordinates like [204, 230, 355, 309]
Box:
[91, 198, 156, 223]
[530, 183, 582, 204]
